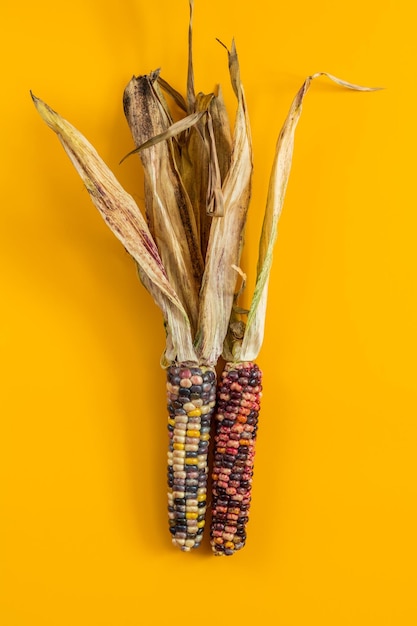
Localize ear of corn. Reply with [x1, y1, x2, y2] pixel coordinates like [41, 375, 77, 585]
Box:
[167, 364, 216, 550]
[120, 8, 251, 548]
[211, 73, 380, 555]
[211, 362, 262, 555]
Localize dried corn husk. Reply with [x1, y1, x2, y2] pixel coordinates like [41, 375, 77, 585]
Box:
[123, 71, 203, 334]
[195, 41, 253, 365]
[121, 11, 247, 366]
[31, 93, 197, 364]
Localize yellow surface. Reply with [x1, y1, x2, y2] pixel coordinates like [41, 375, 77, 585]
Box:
[1, 1, 416, 624]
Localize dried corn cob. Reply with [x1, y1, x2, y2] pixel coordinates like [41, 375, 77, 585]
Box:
[211, 362, 261, 555]
[167, 364, 216, 550]
[211, 72, 380, 555]
[121, 7, 252, 549]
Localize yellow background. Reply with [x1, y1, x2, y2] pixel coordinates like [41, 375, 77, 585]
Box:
[1, 0, 416, 624]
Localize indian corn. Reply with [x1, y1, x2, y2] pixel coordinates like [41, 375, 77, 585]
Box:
[167, 365, 216, 549]
[210, 73, 379, 555]
[211, 362, 262, 555]
[32, 0, 379, 554]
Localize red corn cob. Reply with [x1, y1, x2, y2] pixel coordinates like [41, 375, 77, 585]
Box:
[210, 361, 262, 555]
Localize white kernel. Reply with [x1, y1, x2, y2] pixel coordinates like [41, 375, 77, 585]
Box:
[185, 444, 199, 452]
[173, 538, 185, 546]
[183, 402, 196, 412]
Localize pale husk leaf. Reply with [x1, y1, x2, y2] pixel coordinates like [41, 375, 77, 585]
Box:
[32, 93, 197, 364]
[240, 73, 381, 361]
[195, 41, 253, 365]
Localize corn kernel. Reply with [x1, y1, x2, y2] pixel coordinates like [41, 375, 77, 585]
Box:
[186, 429, 200, 438]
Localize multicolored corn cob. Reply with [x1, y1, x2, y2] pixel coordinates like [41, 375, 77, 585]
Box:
[33, 0, 378, 555]
[211, 361, 262, 555]
[167, 364, 217, 550]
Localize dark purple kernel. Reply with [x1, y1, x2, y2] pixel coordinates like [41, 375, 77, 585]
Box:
[176, 524, 188, 532]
